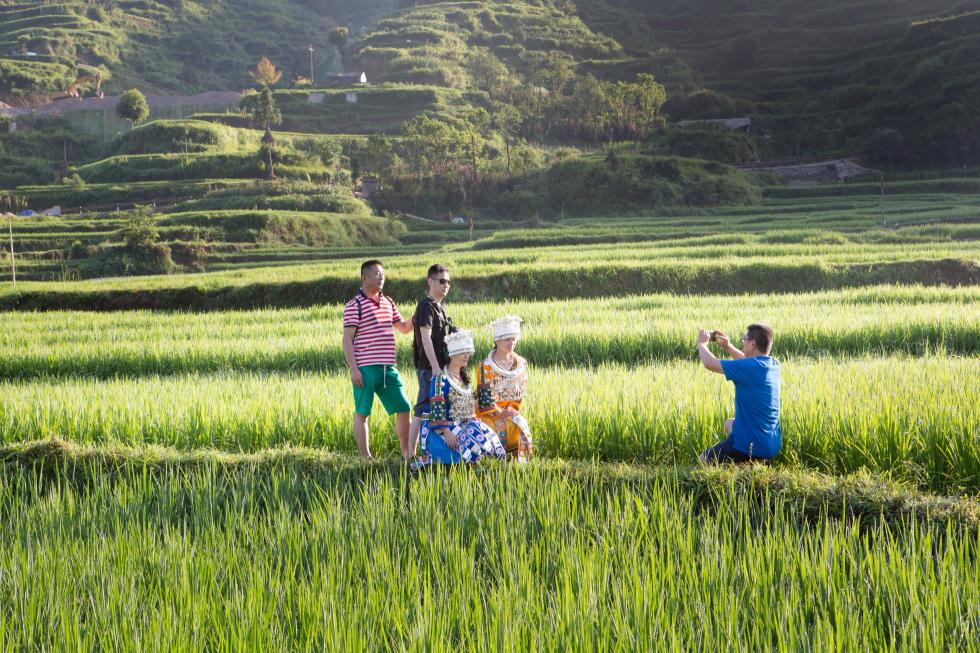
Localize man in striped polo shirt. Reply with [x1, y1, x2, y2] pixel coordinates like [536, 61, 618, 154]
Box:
[342, 260, 414, 459]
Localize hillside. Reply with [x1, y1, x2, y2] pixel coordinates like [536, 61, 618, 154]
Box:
[575, 0, 980, 166]
[1, 0, 978, 286]
[343, 0, 980, 166]
[0, 0, 395, 99]
[347, 0, 700, 95]
[3, 0, 978, 166]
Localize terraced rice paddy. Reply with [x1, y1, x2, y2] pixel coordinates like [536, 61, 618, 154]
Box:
[4, 191, 980, 303]
[1, 191, 978, 649]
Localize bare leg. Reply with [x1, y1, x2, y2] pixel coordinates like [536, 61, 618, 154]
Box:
[395, 412, 411, 458]
[408, 416, 422, 457]
[724, 418, 734, 435]
[354, 413, 372, 459]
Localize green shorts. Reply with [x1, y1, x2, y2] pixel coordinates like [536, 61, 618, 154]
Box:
[353, 365, 412, 417]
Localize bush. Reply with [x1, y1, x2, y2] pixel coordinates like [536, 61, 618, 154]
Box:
[117, 89, 150, 126]
[496, 154, 758, 217]
[108, 121, 238, 156]
[77, 243, 177, 277]
[117, 206, 159, 247]
[157, 211, 402, 247]
[664, 90, 750, 120]
[664, 127, 760, 165]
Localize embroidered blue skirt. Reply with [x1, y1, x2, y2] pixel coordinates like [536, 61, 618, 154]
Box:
[420, 418, 506, 464]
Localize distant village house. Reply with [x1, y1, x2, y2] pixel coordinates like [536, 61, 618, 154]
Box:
[354, 176, 379, 200]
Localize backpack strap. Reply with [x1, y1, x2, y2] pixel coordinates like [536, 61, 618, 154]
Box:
[350, 292, 364, 339]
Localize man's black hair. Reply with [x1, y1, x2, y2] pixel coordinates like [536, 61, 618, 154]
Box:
[746, 323, 774, 354]
[427, 263, 449, 278]
[361, 259, 383, 278]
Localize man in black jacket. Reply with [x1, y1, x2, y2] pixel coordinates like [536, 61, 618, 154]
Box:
[409, 263, 457, 455]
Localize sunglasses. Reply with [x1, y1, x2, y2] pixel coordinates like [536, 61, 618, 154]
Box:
[430, 278, 451, 285]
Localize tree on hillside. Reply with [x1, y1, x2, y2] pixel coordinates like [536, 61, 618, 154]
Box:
[117, 205, 159, 248]
[401, 116, 459, 182]
[490, 101, 522, 174]
[867, 127, 904, 169]
[260, 127, 278, 180]
[456, 108, 491, 201]
[362, 133, 397, 180]
[933, 102, 978, 167]
[530, 51, 575, 96]
[249, 57, 282, 87]
[252, 86, 282, 179]
[467, 50, 509, 98]
[116, 89, 149, 128]
[568, 75, 610, 142]
[605, 74, 666, 140]
[328, 27, 349, 49]
[253, 86, 282, 130]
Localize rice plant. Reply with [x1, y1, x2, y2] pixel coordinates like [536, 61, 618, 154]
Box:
[1, 356, 976, 492]
[0, 286, 977, 378]
[0, 462, 975, 650]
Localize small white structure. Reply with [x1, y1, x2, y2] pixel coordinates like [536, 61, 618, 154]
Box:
[322, 72, 368, 87]
[678, 117, 752, 131]
[307, 92, 325, 104]
[345, 93, 358, 104]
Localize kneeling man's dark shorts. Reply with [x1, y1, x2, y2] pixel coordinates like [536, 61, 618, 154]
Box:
[702, 436, 772, 465]
[414, 369, 434, 417]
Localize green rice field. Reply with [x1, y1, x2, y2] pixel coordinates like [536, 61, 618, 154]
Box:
[1, 357, 977, 491]
[1, 458, 977, 650]
[1, 190, 978, 649]
[3, 191, 979, 306]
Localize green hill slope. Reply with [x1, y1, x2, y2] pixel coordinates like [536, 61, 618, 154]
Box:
[0, 0, 394, 98]
[575, 0, 980, 166]
[347, 0, 699, 94]
[3, 0, 977, 167]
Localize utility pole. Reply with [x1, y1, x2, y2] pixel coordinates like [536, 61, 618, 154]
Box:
[879, 171, 885, 227]
[308, 45, 315, 86]
[8, 216, 15, 285]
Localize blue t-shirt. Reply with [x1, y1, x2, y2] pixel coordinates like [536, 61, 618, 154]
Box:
[720, 356, 782, 458]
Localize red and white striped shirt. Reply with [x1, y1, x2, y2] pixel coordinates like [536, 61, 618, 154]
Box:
[343, 290, 404, 367]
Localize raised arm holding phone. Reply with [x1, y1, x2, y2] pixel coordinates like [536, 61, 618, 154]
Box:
[697, 323, 782, 465]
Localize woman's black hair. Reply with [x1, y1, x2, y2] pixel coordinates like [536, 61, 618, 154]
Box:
[459, 367, 470, 386]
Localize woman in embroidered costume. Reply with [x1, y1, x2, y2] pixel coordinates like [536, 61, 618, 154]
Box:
[418, 329, 506, 464]
[477, 316, 533, 461]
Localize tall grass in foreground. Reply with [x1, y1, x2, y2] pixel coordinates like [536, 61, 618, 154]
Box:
[0, 464, 975, 651]
[1, 357, 977, 492]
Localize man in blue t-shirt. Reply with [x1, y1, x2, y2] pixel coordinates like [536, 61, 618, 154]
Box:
[696, 323, 781, 464]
